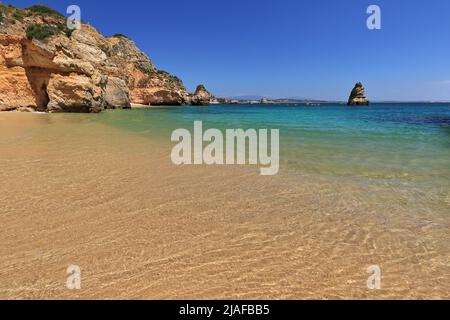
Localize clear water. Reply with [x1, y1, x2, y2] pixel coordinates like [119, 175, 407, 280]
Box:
[1, 104, 449, 299]
[97, 103, 450, 188]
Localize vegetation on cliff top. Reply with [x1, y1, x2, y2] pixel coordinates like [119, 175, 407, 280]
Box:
[2, 4, 72, 40]
[12, 8, 30, 21]
[113, 33, 129, 39]
[136, 62, 155, 75]
[6, 4, 63, 21]
[26, 23, 58, 41]
[137, 71, 183, 88]
[158, 71, 182, 85]
[12, 4, 74, 41]
[27, 5, 63, 18]
[196, 85, 207, 92]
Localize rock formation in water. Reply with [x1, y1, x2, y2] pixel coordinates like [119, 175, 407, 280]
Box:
[190, 85, 215, 106]
[347, 82, 369, 106]
[0, 5, 212, 112]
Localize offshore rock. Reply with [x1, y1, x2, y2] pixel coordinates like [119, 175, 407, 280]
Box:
[190, 85, 214, 106]
[348, 82, 369, 106]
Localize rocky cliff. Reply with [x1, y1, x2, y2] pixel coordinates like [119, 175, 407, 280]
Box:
[0, 4, 212, 112]
[190, 85, 215, 106]
[347, 82, 369, 106]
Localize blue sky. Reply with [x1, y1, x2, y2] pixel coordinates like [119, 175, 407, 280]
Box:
[4, 0, 450, 101]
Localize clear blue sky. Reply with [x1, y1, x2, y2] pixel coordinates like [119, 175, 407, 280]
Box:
[5, 0, 450, 101]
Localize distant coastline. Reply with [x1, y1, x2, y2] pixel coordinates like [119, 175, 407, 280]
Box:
[213, 99, 450, 106]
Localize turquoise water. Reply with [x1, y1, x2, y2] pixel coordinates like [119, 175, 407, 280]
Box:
[97, 103, 450, 187]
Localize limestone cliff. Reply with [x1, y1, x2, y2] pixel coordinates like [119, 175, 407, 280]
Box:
[347, 82, 369, 106]
[0, 4, 211, 112]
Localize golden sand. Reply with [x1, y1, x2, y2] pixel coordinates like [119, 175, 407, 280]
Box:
[0, 112, 448, 299]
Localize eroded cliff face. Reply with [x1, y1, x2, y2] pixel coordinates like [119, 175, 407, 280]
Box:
[0, 5, 211, 112]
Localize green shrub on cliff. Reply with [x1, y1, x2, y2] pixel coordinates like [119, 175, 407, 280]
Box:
[26, 23, 57, 41]
[136, 62, 155, 75]
[65, 28, 74, 38]
[27, 5, 63, 18]
[12, 9, 27, 21]
[56, 22, 74, 38]
[0, 9, 4, 25]
[113, 33, 129, 39]
[158, 71, 182, 85]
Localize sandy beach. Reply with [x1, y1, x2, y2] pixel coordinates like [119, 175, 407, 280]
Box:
[130, 103, 151, 109]
[0, 112, 448, 300]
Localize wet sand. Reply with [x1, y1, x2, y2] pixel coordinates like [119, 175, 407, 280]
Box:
[131, 103, 150, 109]
[0, 112, 448, 299]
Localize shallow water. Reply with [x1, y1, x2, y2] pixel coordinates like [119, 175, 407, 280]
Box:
[0, 105, 449, 299]
[99, 103, 450, 183]
[98, 103, 450, 209]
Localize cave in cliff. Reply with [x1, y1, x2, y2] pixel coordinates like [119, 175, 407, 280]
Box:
[24, 67, 51, 112]
[40, 82, 49, 110]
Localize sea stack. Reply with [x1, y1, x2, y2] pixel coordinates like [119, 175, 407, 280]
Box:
[347, 82, 369, 106]
[190, 85, 214, 106]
